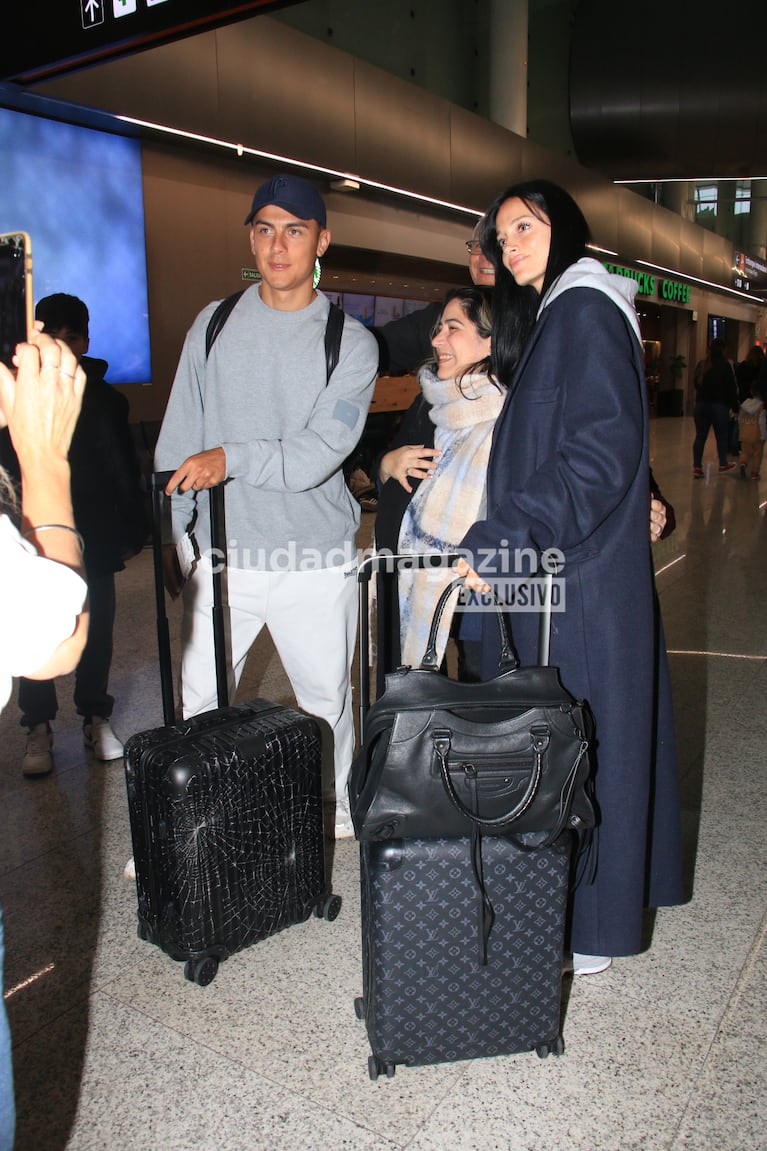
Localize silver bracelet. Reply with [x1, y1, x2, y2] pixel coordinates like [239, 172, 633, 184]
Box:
[23, 523, 85, 552]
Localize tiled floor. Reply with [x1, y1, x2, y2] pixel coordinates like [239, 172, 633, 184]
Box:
[1, 415, 765, 1151]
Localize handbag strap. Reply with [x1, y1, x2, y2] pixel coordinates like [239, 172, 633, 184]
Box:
[420, 576, 519, 672]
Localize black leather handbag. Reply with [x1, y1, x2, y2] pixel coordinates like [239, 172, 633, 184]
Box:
[350, 576, 595, 846]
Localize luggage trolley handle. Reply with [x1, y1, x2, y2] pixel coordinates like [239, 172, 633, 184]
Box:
[357, 552, 461, 738]
[357, 553, 558, 741]
[151, 472, 230, 725]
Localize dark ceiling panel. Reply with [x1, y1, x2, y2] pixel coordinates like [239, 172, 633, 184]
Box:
[577, 181, 620, 254]
[353, 62, 452, 202]
[679, 217, 704, 280]
[703, 228, 735, 287]
[617, 193, 654, 263]
[5, 0, 300, 84]
[447, 106, 525, 211]
[215, 20, 358, 176]
[651, 209, 682, 276]
[570, 0, 767, 180]
[27, 32, 223, 140]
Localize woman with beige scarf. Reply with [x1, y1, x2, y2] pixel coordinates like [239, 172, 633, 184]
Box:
[376, 286, 503, 674]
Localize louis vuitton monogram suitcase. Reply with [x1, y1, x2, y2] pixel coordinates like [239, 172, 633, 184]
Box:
[356, 833, 571, 1079]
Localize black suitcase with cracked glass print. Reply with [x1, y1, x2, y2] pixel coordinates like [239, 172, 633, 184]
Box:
[123, 474, 341, 987]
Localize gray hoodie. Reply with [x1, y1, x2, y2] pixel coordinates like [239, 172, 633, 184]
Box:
[540, 257, 642, 346]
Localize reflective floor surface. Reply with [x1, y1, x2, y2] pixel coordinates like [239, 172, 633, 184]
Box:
[0, 415, 765, 1151]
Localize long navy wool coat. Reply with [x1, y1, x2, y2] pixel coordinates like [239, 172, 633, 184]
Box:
[461, 272, 684, 957]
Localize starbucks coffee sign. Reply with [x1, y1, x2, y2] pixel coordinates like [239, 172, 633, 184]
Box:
[604, 263, 691, 305]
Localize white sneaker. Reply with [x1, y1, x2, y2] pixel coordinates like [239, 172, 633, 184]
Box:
[123, 856, 136, 881]
[572, 953, 612, 976]
[334, 799, 355, 840]
[22, 723, 54, 777]
[84, 717, 124, 761]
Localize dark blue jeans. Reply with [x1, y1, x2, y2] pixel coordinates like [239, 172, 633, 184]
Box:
[693, 402, 731, 468]
[0, 906, 14, 1151]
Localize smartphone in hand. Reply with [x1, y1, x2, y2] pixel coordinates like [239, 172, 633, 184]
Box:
[0, 232, 33, 368]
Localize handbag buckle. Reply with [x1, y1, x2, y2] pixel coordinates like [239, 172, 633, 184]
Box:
[432, 730, 452, 758]
[530, 723, 550, 754]
[431, 729, 452, 777]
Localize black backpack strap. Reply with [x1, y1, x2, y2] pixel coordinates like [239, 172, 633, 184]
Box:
[324, 302, 345, 384]
[205, 289, 246, 359]
[207, 293, 342, 376]
[207, 292, 343, 381]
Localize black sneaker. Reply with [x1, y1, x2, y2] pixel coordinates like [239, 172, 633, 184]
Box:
[22, 723, 53, 777]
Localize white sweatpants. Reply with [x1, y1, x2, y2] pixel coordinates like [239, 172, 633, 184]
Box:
[179, 558, 358, 800]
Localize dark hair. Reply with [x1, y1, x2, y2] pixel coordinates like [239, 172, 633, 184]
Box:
[429, 285, 499, 389]
[708, 338, 727, 360]
[35, 293, 89, 340]
[480, 180, 590, 385]
[0, 464, 17, 514]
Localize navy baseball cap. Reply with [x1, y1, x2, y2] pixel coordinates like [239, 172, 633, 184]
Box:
[244, 175, 327, 228]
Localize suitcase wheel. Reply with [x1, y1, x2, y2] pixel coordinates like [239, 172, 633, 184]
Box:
[368, 1055, 396, 1081]
[536, 1035, 565, 1059]
[183, 955, 219, 987]
[136, 920, 154, 943]
[354, 996, 365, 1021]
[315, 893, 342, 921]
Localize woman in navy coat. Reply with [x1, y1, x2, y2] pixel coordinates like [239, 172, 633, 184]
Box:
[460, 180, 683, 974]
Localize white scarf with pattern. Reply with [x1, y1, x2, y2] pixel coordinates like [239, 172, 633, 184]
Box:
[398, 367, 505, 668]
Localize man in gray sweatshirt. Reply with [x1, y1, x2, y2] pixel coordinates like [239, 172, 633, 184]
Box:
[155, 175, 379, 837]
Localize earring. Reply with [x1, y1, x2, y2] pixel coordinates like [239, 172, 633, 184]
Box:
[313, 257, 321, 289]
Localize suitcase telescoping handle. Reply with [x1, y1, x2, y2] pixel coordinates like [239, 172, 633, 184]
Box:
[357, 553, 556, 742]
[538, 567, 554, 668]
[150, 472, 229, 726]
[357, 552, 460, 740]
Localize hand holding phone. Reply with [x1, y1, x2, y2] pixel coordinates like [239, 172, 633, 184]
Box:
[0, 329, 85, 454]
[0, 231, 33, 369]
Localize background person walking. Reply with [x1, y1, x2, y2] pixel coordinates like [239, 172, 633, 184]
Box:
[692, 338, 739, 476]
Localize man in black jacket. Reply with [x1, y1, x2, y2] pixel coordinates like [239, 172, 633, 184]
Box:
[1, 294, 147, 774]
[344, 221, 493, 502]
[375, 219, 494, 374]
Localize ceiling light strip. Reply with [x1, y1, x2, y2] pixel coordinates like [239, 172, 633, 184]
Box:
[116, 114, 481, 218]
[615, 177, 767, 184]
[587, 243, 619, 256]
[116, 114, 756, 299]
[636, 258, 760, 303]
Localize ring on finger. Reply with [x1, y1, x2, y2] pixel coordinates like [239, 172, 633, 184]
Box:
[60, 369, 75, 379]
